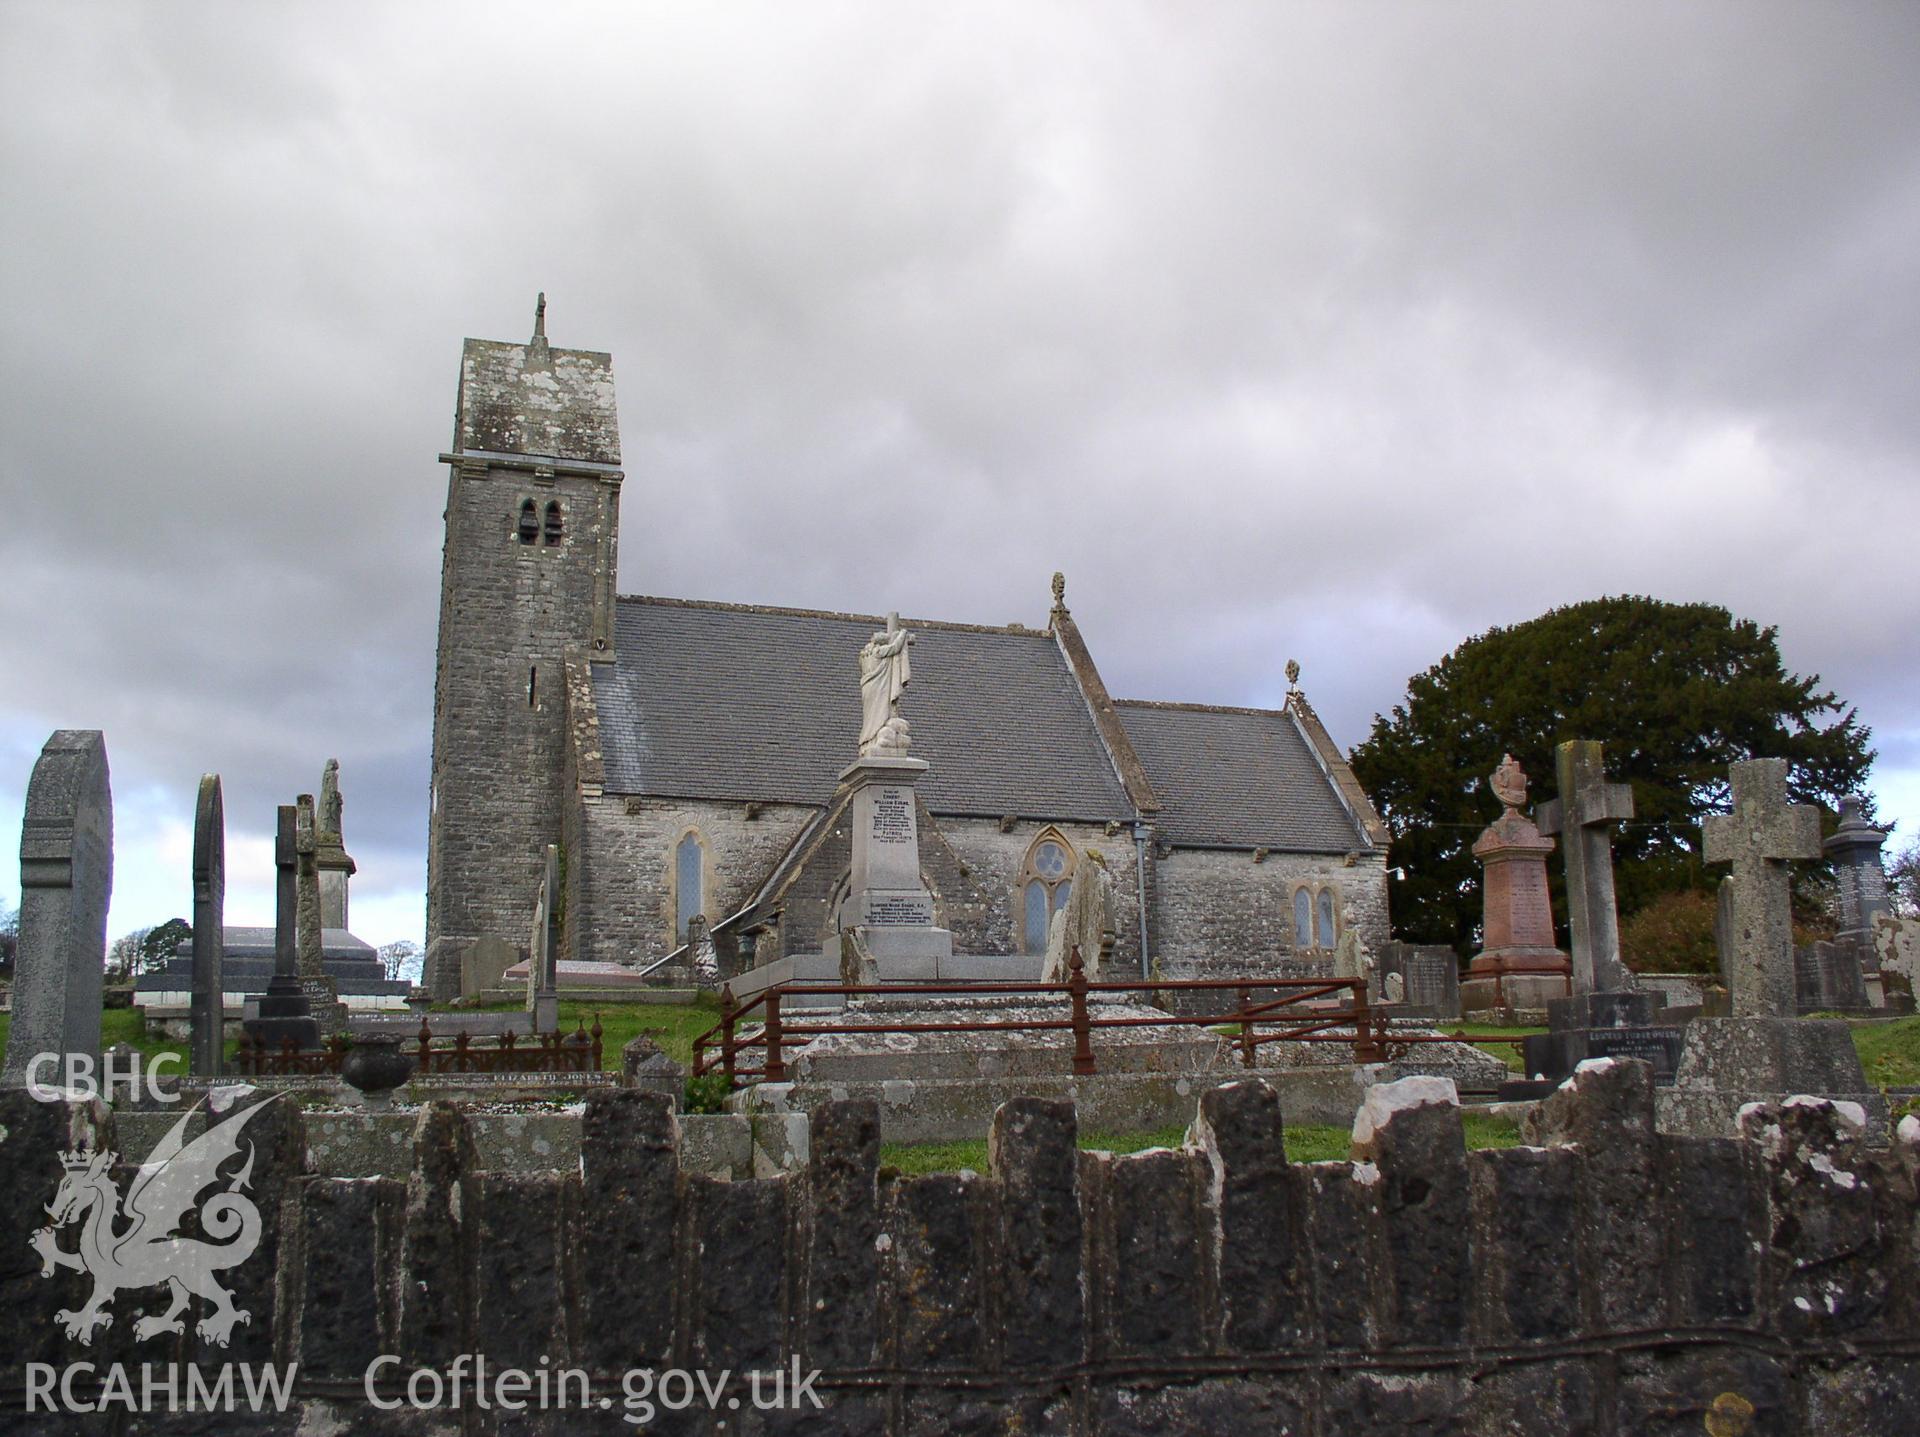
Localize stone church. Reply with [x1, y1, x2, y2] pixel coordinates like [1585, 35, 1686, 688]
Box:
[423, 306, 1390, 996]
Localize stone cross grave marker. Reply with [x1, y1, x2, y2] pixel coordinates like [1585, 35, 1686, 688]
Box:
[1537, 739, 1634, 995]
[243, 804, 318, 1051]
[191, 773, 225, 1076]
[1703, 757, 1821, 1017]
[2, 731, 112, 1085]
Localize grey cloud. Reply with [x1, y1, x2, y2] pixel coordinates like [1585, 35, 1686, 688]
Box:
[2, 1, 1915, 941]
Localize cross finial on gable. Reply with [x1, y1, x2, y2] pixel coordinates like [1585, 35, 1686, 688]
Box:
[534, 291, 547, 342]
[1702, 757, 1821, 1016]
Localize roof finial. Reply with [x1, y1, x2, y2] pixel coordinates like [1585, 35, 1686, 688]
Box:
[1050, 571, 1067, 616]
[533, 291, 547, 342]
[1285, 658, 1301, 695]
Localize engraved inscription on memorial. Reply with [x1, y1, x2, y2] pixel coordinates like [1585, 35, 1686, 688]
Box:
[1508, 887, 1552, 936]
[871, 789, 914, 844]
[867, 894, 934, 926]
[1587, 1027, 1683, 1072]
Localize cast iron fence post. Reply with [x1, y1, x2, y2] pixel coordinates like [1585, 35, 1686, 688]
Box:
[1068, 947, 1096, 1076]
[764, 990, 786, 1083]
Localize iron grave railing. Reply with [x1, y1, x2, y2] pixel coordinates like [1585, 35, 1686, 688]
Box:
[233, 1014, 604, 1077]
[691, 946, 1411, 1086]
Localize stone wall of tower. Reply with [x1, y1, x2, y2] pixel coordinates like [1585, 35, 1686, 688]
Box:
[425, 459, 620, 964]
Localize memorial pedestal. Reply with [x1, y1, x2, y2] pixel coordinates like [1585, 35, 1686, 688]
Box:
[245, 975, 320, 1051]
[838, 756, 952, 974]
[1657, 1016, 1887, 1140]
[1516, 990, 1684, 1090]
[1462, 800, 1570, 1016]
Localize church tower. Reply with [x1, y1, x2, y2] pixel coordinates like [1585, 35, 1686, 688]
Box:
[424, 297, 622, 983]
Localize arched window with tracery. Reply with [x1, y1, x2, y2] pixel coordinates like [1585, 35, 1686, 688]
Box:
[517, 499, 538, 544]
[1020, 831, 1076, 954]
[543, 499, 563, 544]
[1292, 883, 1342, 952]
[674, 831, 705, 943]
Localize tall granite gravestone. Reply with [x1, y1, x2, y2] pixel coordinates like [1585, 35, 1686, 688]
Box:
[2, 731, 112, 1085]
[1662, 758, 1884, 1137]
[314, 758, 357, 931]
[839, 614, 954, 975]
[528, 843, 560, 1033]
[190, 773, 225, 1076]
[1524, 741, 1682, 1086]
[293, 794, 348, 1033]
[1460, 755, 1569, 1014]
[243, 805, 319, 1051]
[1822, 794, 1890, 1008]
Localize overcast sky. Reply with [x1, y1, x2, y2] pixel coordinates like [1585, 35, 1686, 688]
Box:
[2, 2, 1916, 951]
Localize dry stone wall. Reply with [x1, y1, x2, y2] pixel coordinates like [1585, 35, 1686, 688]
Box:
[1, 1066, 1913, 1433]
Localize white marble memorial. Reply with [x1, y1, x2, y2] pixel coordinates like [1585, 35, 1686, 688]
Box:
[837, 755, 954, 971]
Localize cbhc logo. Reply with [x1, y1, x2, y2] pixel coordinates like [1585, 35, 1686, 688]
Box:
[26, 1052, 183, 1105]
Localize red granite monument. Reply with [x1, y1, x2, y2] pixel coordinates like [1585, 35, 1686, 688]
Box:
[1461, 754, 1570, 1014]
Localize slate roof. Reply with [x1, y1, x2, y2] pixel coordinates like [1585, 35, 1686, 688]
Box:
[1116, 701, 1369, 852]
[593, 598, 1135, 822]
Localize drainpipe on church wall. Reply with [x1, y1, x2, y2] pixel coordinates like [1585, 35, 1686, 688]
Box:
[1132, 822, 1152, 979]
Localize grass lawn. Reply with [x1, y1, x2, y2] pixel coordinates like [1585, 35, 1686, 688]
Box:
[879, 1112, 1524, 1175]
[0, 1009, 190, 1068]
[445, 997, 723, 1069]
[0, 999, 724, 1075]
[1850, 1015, 1920, 1091]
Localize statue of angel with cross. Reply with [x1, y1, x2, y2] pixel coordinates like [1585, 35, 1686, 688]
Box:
[858, 612, 915, 757]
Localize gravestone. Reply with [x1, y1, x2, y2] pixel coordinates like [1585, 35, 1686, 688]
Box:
[528, 844, 561, 1033]
[1795, 939, 1870, 1013]
[1460, 755, 1570, 1014]
[687, 914, 720, 988]
[1375, 941, 1460, 1020]
[1524, 741, 1682, 1088]
[1536, 740, 1632, 994]
[1662, 758, 1884, 1138]
[293, 794, 348, 1033]
[2, 731, 112, 1085]
[459, 934, 521, 1000]
[190, 773, 225, 1076]
[1041, 849, 1117, 982]
[1704, 758, 1820, 1017]
[243, 805, 320, 1051]
[1821, 794, 1889, 1007]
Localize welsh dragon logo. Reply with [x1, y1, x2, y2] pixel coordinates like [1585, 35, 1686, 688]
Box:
[31, 1092, 279, 1347]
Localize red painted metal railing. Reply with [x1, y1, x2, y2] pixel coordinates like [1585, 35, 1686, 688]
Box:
[691, 947, 1396, 1086]
[234, 1014, 604, 1077]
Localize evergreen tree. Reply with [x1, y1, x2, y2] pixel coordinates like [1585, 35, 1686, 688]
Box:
[1350, 596, 1874, 953]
